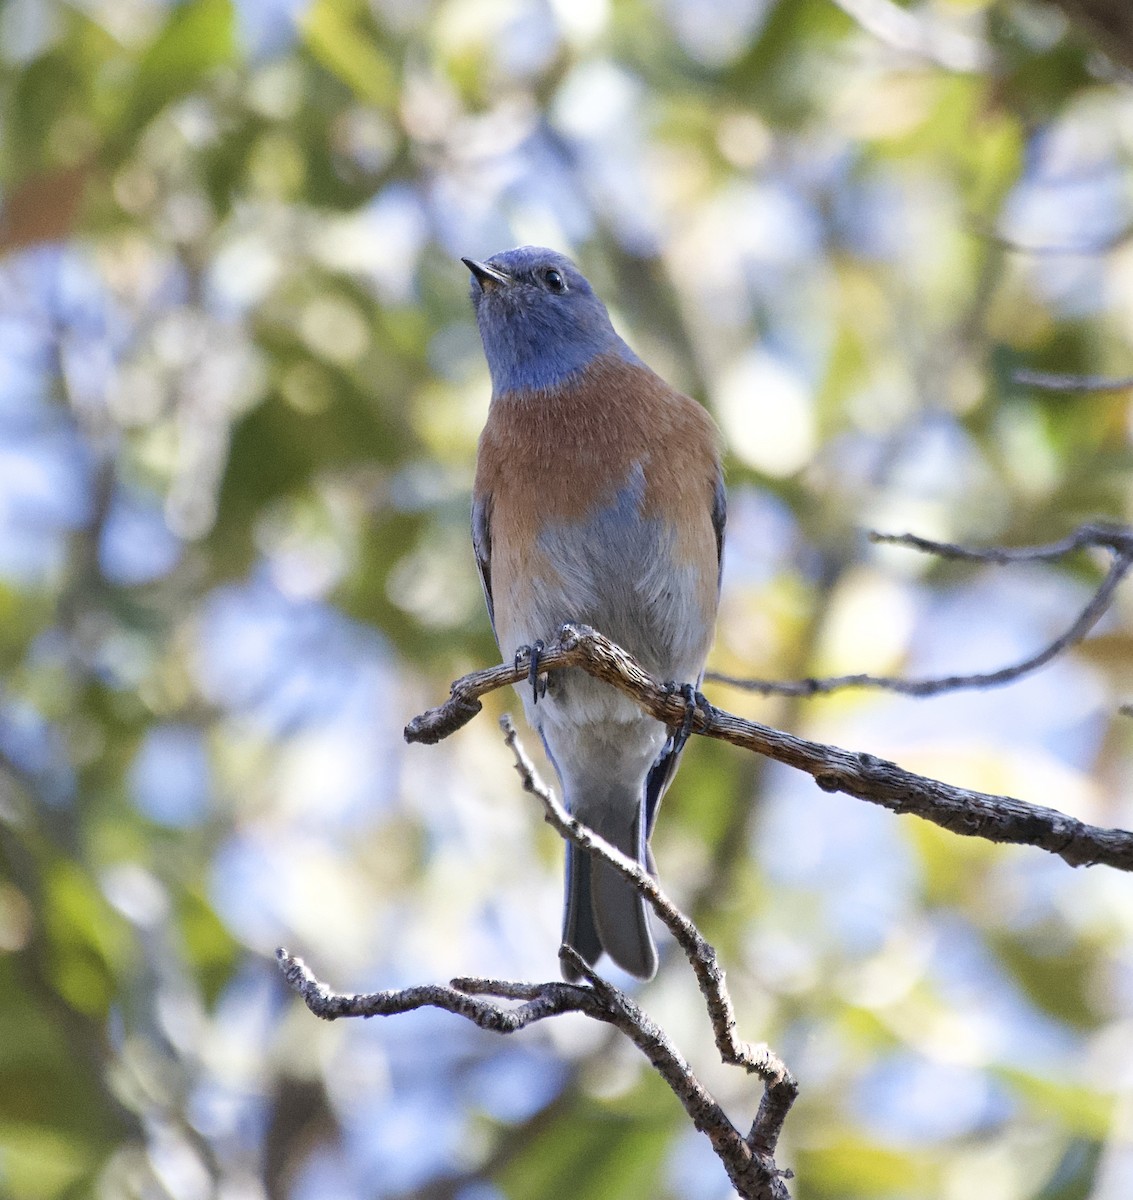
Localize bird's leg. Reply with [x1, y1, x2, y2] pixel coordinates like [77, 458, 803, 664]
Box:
[665, 682, 711, 757]
[514, 640, 547, 704]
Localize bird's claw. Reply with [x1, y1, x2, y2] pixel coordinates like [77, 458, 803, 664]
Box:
[666, 682, 710, 757]
[515, 640, 547, 704]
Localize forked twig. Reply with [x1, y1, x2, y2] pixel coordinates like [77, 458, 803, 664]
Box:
[499, 715, 797, 1157]
[279, 718, 796, 1199]
[708, 522, 1133, 697]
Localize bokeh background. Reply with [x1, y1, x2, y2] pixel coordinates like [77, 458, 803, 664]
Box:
[4, 0, 1133, 1197]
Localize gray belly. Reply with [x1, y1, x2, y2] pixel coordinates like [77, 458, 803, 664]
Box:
[496, 473, 711, 738]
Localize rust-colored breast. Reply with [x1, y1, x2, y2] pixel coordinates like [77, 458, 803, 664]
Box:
[473, 350, 722, 639]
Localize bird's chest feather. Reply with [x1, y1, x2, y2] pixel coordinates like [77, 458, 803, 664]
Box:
[525, 462, 685, 653]
[475, 362, 718, 679]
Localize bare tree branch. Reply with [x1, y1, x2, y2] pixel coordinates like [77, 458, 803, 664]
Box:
[279, 947, 791, 1200]
[298, 520, 1133, 1195]
[406, 623, 1133, 872]
[280, 719, 797, 1199]
[277, 947, 592, 1026]
[384, 523, 1133, 1193]
[708, 522, 1133, 697]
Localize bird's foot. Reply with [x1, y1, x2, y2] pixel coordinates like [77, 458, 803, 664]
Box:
[515, 640, 547, 704]
[665, 682, 711, 757]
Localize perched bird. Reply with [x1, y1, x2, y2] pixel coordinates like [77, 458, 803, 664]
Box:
[464, 246, 724, 981]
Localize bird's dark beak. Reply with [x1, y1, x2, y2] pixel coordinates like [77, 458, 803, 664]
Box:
[462, 257, 511, 292]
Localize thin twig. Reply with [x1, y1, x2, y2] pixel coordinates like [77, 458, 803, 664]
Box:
[406, 623, 1133, 872]
[1014, 369, 1133, 393]
[499, 715, 798, 1156]
[867, 523, 1133, 563]
[708, 523, 1133, 698]
[277, 948, 589, 1027]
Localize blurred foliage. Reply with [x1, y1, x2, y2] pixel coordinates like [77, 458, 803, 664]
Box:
[3, 0, 1133, 1198]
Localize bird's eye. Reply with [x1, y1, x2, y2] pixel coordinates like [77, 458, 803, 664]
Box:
[543, 269, 566, 293]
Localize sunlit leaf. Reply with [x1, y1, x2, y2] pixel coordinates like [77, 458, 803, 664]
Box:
[300, 0, 397, 107]
[795, 1136, 938, 1197]
[501, 1102, 673, 1200]
[42, 861, 129, 1016]
[995, 1069, 1114, 1139]
[1031, 1139, 1101, 1200]
[0, 1123, 97, 1200]
[120, 0, 235, 137]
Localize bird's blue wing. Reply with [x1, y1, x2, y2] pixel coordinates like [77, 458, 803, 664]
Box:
[471, 493, 496, 638]
[712, 466, 726, 590]
[643, 465, 726, 840]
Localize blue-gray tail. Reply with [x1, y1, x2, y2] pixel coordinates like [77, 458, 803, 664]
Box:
[561, 831, 657, 981]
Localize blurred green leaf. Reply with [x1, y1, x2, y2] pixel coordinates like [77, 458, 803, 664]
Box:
[795, 1136, 936, 1198]
[721, 0, 851, 121]
[4, 51, 86, 179]
[1032, 1139, 1102, 1200]
[120, 0, 235, 137]
[996, 1069, 1114, 1139]
[43, 861, 129, 1017]
[989, 930, 1099, 1029]
[177, 887, 240, 1006]
[301, 0, 397, 107]
[501, 1102, 672, 1200]
[0, 962, 121, 1147]
[0, 1123, 97, 1200]
[907, 820, 999, 910]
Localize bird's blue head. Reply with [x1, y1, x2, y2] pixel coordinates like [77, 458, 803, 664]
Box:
[463, 246, 636, 396]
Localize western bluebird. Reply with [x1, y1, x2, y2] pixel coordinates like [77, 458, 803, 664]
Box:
[464, 246, 724, 980]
